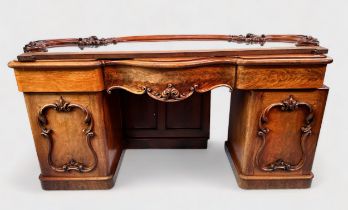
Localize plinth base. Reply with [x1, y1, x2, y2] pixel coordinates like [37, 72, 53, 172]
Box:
[224, 141, 313, 189]
[39, 150, 124, 190]
[40, 175, 116, 190]
[126, 138, 208, 149]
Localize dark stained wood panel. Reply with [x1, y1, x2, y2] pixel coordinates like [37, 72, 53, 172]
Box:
[122, 92, 157, 129]
[166, 93, 202, 129]
[120, 91, 210, 149]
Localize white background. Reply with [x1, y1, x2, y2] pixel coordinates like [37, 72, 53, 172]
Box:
[0, 0, 347, 210]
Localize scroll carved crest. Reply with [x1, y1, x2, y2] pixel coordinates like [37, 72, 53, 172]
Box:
[229, 33, 266, 45]
[23, 41, 47, 52]
[144, 84, 198, 102]
[256, 95, 313, 172]
[77, 36, 115, 50]
[38, 96, 98, 173]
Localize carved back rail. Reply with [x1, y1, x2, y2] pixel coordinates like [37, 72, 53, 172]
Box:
[23, 34, 319, 53]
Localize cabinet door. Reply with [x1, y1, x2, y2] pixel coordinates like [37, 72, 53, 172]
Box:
[122, 92, 157, 129]
[122, 91, 210, 138]
[165, 94, 202, 129]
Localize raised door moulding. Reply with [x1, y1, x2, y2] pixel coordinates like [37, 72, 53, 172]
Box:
[38, 96, 98, 173]
[256, 95, 313, 172]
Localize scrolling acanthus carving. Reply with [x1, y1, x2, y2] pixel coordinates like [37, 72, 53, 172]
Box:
[38, 96, 98, 173]
[256, 95, 313, 172]
[144, 84, 198, 102]
[230, 33, 266, 45]
[107, 84, 199, 102]
[77, 36, 115, 50]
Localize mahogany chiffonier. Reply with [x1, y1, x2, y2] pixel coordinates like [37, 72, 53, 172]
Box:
[8, 34, 332, 190]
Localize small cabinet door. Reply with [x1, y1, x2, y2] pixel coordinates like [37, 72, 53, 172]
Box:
[122, 93, 157, 129]
[121, 91, 210, 138]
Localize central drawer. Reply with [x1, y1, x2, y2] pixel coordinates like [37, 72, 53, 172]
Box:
[103, 58, 235, 102]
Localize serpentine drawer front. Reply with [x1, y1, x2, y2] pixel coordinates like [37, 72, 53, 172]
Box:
[104, 58, 236, 101]
[8, 34, 332, 190]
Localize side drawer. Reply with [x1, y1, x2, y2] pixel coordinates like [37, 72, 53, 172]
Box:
[236, 65, 327, 89]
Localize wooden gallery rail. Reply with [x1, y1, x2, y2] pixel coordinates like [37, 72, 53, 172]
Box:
[8, 34, 332, 190]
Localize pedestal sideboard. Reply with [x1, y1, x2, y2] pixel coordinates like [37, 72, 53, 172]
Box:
[8, 34, 332, 190]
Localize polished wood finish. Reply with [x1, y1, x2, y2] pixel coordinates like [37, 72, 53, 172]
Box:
[17, 47, 329, 62]
[236, 65, 327, 89]
[9, 61, 104, 92]
[8, 34, 332, 190]
[105, 63, 234, 101]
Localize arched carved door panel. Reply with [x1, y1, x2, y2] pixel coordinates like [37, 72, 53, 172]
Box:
[255, 95, 313, 172]
[38, 96, 98, 173]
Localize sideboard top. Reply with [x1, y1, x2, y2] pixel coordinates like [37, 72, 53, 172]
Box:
[16, 34, 330, 62]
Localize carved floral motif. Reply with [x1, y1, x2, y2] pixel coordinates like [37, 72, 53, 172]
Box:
[229, 33, 267, 45]
[77, 36, 114, 50]
[23, 41, 47, 52]
[297, 35, 319, 46]
[264, 159, 293, 171]
[280, 95, 299, 111]
[145, 84, 198, 102]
